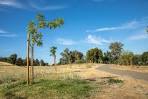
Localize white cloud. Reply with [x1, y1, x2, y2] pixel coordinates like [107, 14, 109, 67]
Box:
[0, 28, 17, 38]
[0, 0, 67, 11]
[0, 29, 8, 33]
[0, 0, 24, 8]
[128, 30, 148, 40]
[29, 3, 67, 11]
[0, 34, 17, 37]
[56, 38, 76, 45]
[86, 34, 112, 45]
[86, 21, 139, 33]
[29, 1, 67, 11]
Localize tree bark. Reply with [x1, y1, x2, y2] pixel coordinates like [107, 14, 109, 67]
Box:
[27, 32, 30, 85]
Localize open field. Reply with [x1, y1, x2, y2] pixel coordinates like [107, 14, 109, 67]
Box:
[0, 62, 148, 99]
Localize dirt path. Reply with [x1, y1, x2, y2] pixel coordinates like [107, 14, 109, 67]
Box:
[97, 65, 148, 81]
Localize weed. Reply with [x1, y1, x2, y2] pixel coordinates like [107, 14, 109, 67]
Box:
[108, 78, 123, 84]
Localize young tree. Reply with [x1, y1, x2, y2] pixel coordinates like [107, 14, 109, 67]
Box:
[27, 14, 64, 85]
[50, 46, 57, 65]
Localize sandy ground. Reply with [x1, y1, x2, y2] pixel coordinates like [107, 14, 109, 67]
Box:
[0, 62, 148, 99]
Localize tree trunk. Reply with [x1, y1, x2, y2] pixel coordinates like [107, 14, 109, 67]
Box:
[31, 46, 34, 84]
[54, 55, 57, 72]
[27, 32, 30, 85]
[54, 55, 56, 65]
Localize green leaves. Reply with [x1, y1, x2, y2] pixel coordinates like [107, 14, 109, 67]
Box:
[48, 18, 64, 29]
[109, 42, 124, 63]
[27, 13, 64, 47]
[27, 21, 37, 34]
[36, 13, 45, 22]
[86, 48, 103, 63]
[50, 46, 57, 56]
[38, 21, 46, 28]
[32, 32, 43, 46]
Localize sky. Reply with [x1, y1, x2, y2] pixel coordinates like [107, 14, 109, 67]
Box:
[0, 0, 148, 63]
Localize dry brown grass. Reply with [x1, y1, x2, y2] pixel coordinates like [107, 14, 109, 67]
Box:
[0, 62, 148, 99]
[111, 64, 148, 73]
[0, 62, 14, 66]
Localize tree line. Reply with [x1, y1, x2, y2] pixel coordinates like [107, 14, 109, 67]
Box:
[0, 41, 148, 66]
[0, 54, 48, 66]
[58, 42, 148, 66]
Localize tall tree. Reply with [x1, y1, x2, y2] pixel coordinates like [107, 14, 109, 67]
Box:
[59, 49, 84, 64]
[27, 14, 64, 85]
[70, 50, 84, 63]
[86, 48, 103, 63]
[60, 48, 71, 64]
[40, 59, 45, 66]
[103, 51, 111, 64]
[141, 52, 148, 65]
[9, 54, 17, 65]
[118, 51, 134, 66]
[109, 42, 124, 64]
[16, 58, 23, 66]
[50, 46, 57, 65]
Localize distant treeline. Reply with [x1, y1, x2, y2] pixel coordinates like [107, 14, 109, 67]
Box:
[0, 42, 148, 66]
[59, 42, 148, 66]
[0, 54, 48, 66]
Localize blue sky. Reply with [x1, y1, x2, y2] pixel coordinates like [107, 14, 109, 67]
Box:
[0, 0, 148, 63]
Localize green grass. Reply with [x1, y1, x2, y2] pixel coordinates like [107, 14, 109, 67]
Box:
[108, 78, 123, 84]
[0, 79, 96, 99]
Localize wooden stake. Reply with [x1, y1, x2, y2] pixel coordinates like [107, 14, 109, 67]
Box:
[27, 32, 30, 85]
[31, 46, 34, 84]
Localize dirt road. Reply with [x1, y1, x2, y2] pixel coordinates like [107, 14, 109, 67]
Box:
[97, 65, 148, 81]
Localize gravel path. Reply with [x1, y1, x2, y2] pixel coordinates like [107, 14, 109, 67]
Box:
[97, 65, 148, 81]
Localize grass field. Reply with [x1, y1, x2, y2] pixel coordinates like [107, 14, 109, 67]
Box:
[0, 62, 148, 99]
